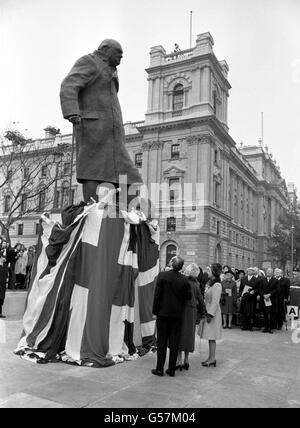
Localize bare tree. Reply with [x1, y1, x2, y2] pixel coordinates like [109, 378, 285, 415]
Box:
[0, 129, 67, 244]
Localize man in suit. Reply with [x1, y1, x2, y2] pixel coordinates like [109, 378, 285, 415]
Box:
[60, 39, 142, 203]
[152, 256, 191, 377]
[239, 267, 260, 331]
[259, 268, 278, 333]
[274, 268, 290, 330]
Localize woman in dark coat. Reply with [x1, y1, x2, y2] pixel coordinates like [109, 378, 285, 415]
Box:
[221, 268, 238, 328]
[0, 255, 8, 318]
[176, 263, 206, 370]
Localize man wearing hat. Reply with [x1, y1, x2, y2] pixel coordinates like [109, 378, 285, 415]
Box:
[60, 39, 142, 203]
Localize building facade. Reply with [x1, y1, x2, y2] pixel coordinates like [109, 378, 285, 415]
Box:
[124, 32, 291, 269]
[0, 32, 292, 270]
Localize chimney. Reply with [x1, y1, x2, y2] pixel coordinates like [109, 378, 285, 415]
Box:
[44, 126, 60, 138]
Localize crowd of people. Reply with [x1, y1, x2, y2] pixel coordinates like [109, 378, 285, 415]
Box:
[152, 258, 293, 377]
[0, 237, 35, 319]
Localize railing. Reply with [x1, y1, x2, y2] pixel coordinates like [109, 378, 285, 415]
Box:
[165, 48, 193, 62]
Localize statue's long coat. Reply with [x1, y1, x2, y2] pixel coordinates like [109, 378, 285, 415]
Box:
[60, 51, 142, 185]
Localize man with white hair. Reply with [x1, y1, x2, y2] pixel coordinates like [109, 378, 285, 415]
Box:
[239, 267, 260, 331]
[274, 268, 290, 329]
[259, 268, 278, 333]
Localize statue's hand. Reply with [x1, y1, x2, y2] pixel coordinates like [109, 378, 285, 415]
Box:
[68, 115, 81, 125]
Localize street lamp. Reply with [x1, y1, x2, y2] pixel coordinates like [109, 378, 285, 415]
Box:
[291, 224, 295, 273]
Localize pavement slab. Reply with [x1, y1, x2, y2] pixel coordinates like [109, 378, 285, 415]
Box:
[1, 318, 300, 408]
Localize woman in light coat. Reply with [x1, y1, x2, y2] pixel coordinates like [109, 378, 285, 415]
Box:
[199, 263, 223, 367]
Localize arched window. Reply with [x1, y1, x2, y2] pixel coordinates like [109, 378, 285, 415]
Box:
[172, 84, 184, 116]
[166, 244, 177, 266]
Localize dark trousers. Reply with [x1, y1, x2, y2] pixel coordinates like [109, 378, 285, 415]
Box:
[263, 312, 276, 331]
[241, 314, 253, 329]
[0, 298, 4, 315]
[7, 264, 16, 290]
[156, 316, 181, 372]
[277, 298, 286, 328]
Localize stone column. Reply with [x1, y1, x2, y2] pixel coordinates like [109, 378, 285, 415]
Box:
[147, 78, 154, 112]
[198, 138, 211, 205]
[200, 66, 210, 103]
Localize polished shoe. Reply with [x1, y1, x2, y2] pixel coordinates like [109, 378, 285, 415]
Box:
[166, 369, 175, 377]
[0, 315, 6, 319]
[202, 360, 216, 367]
[228, 326, 232, 329]
[175, 364, 183, 371]
[222, 325, 227, 329]
[151, 369, 163, 377]
[184, 363, 189, 371]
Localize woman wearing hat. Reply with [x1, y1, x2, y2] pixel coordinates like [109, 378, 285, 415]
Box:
[220, 267, 238, 329]
[199, 263, 223, 367]
[176, 263, 206, 371]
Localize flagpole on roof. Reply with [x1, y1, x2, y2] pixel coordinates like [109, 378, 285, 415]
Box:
[190, 11, 193, 49]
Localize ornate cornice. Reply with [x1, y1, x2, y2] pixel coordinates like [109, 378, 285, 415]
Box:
[186, 133, 215, 146]
[142, 140, 163, 151]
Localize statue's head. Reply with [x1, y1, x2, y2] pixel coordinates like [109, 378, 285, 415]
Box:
[98, 39, 123, 67]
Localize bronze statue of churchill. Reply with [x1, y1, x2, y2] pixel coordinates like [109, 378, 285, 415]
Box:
[60, 39, 142, 202]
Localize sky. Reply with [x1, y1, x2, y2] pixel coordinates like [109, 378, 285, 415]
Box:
[0, 0, 300, 190]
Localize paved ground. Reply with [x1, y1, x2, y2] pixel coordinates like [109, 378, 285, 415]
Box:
[0, 317, 300, 408]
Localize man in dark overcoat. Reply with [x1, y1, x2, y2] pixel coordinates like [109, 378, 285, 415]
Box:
[152, 256, 191, 377]
[239, 267, 260, 331]
[259, 268, 278, 333]
[60, 39, 142, 203]
[274, 268, 290, 330]
[0, 255, 8, 318]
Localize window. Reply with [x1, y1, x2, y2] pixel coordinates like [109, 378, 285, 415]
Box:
[20, 194, 27, 212]
[61, 183, 69, 207]
[17, 224, 24, 236]
[172, 84, 184, 116]
[41, 165, 47, 177]
[135, 153, 142, 168]
[171, 144, 180, 159]
[167, 217, 176, 232]
[54, 190, 61, 208]
[63, 162, 70, 176]
[38, 191, 46, 211]
[216, 221, 220, 236]
[23, 167, 29, 179]
[214, 180, 221, 206]
[214, 149, 218, 164]
[35, 223, 41, 235]
[7, 170, 13, 181]
[169, 178, 180, 203]
[213, 91, 218, 114]
[4, 195, 10, 213]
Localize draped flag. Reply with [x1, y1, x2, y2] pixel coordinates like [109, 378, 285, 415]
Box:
[15, 201, 159, 367]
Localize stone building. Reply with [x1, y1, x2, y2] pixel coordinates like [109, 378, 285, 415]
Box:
[0, 32, 292, 270]
[124, 32, 291, 269]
